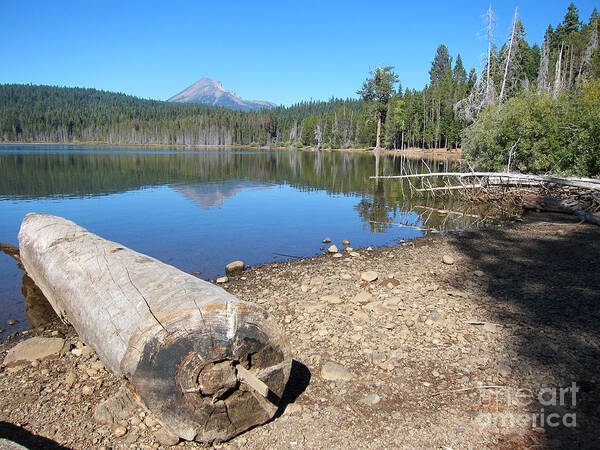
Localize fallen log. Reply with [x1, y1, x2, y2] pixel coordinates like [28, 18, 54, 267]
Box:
[523, 195, 600, 226]
[18, 213, 291, 443]
[371, 172, 600, 192]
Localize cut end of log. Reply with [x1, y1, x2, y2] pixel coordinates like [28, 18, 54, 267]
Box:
[130, 309, 291, 443]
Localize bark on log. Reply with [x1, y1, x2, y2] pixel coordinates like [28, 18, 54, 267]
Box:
[18, 213, 292, 443]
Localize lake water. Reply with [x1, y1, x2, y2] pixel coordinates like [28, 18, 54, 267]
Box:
[0, 144, 483, 332]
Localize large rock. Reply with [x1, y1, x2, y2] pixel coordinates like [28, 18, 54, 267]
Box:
[225, 260, 245, 276]
[327, 245, 338, 254]
[320, 361, 352, 381]
[3, 337, 66, 367]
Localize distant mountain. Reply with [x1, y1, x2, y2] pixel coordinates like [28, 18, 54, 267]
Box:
[168, 77, 276, 111]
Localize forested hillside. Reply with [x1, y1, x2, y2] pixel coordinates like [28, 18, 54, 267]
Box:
[1, 3, 598, 172]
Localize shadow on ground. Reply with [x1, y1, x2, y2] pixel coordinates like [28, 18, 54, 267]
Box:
[275, 359, 311, 418]
[0, 421, 71, 449]
[448, 212, 600, 448]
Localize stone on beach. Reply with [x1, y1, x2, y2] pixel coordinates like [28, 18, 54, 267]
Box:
[442, 255, 455, 265]
[321, 361, 352, 381]
[3, 337, 66, 367]
[225, 260, 245, 276]
[327, 245, 338, 253]
[360, 271, 378, 282]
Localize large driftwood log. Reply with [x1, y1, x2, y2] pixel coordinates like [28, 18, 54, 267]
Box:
[523, 195, 600, 226]
[18, 213, 291, 443]
[372, 172, 600, 192]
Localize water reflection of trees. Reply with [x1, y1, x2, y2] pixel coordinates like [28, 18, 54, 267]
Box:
[0, 148, 479, 231]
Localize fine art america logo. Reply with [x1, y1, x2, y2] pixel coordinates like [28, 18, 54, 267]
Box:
[476, 383, 579, 429]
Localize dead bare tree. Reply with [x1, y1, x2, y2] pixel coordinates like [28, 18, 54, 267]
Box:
[499, 8, 518, 102]
[454, 5, 497, 122]
[579, 20, 599, 79]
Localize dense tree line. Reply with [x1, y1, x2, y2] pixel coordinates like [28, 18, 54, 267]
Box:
[462, 4, 600, 175]
[1, 3, 597, 169]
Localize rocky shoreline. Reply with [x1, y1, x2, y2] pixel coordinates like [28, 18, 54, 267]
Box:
[1, 211, 599, 449]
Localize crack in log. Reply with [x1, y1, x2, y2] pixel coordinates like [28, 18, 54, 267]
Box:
[123, 265, 167, 332]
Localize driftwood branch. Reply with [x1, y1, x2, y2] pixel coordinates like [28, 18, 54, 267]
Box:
[18, 213, 291, 443]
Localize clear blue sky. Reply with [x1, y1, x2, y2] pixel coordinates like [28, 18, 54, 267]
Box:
[1, 1, 597, 105]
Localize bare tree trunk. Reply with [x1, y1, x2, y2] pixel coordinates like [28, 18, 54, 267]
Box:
[569, 45, 574, 87]
[500, 8, 518, 102]
[554, 43, 564, 97]
[375, 112, 382, 149]
[486, 6, 494, 100]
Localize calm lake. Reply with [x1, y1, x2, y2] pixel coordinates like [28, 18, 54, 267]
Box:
[0, 144, 482, 332]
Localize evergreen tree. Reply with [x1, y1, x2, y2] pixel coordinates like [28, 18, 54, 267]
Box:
[356, 66, 399, 149]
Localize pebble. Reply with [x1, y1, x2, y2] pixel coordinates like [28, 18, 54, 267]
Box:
[427, 309, 442, 322]
[7, 319, 17, 326]
[349, 251, 360, 257]
[332, 253, 342, 258]
[320, 295, 342, 304]
[322, 237, 331, 243]
[363, 393, 381, 405]
[216, 276, 228, 284]
[442, 255, 455, 265]
[352, 291, 373, 304]
[342, 240, 350, 246]
[497, 362, 512, 378]
[360, 271, 378, 282]
[40, 368, 50, 376]
[320, 361, 352, 381]
[71, 348, 83, 357]
[327, 245, 338, 253]
[284, 403, 303, 416]
[130, 417, 142, 426]
[473, 270, 485, 277]
[82, 385, 94, 395]
[111, 424, 127, 438]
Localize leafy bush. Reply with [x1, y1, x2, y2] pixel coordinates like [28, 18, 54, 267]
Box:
[462, 80, 600, 176]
